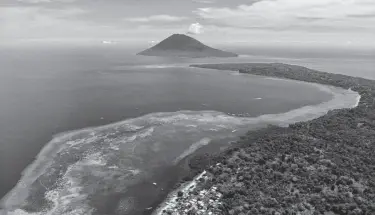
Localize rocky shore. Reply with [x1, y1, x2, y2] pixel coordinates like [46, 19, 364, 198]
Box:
[155, 63, 375, 215]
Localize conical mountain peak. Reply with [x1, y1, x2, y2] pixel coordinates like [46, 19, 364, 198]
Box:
[138, 34, 237, 58]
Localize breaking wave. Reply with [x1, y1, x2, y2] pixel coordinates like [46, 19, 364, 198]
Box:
[0, 84, 359, 215]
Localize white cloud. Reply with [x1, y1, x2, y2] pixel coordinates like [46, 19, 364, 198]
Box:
[0, 6, 186, 42]
[194, 0, 375, 32]
[124, 15, 188, 23]
[2, 0, 374, 46]
[187, 22, 203, 34]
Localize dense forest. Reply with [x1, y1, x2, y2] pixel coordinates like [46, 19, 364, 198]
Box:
[159, 63, 375, 215]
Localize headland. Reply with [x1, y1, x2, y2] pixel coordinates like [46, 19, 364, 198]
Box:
[155, 63, 375, 215]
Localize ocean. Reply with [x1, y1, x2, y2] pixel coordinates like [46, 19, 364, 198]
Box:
[0, 44, 372, 214]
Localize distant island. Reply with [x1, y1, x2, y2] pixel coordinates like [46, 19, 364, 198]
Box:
[137, 34, 238, 58]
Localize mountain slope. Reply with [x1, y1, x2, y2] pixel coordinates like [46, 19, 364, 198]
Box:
[137, 34, 238, 58]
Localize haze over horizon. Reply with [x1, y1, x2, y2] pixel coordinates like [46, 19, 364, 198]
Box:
[1, 0, 375, 49]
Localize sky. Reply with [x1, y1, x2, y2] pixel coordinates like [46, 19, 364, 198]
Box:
[1, 0, 375, 47]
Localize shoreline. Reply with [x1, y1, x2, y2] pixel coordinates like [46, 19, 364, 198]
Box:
[0, 63, 372, 212]
[155, 63, 375, 215]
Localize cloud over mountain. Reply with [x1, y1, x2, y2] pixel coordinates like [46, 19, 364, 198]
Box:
[0, 0, 374, 47]
[187, 23, 204, 34]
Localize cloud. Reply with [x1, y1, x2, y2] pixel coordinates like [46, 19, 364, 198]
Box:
[194, 0, 375, 32]
[187, 22, 204, 34]
[0, 5, 187, 42]
[124, 15, 188, 23]
[0, 6, 94, 39]
[2, 0, 374, 46]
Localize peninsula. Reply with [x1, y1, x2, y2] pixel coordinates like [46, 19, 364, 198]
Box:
[137, 34, 238, 58]
[155, 63, 375, 215]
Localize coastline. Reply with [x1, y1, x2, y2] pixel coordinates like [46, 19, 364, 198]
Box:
[154, 63, 375, 215]
[0, 63, 371, 215]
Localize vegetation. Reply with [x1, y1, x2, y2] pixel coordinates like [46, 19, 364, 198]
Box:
[161, 63, 375, 215]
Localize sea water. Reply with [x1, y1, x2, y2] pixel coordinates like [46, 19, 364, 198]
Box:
[0, 44, 367, 214]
